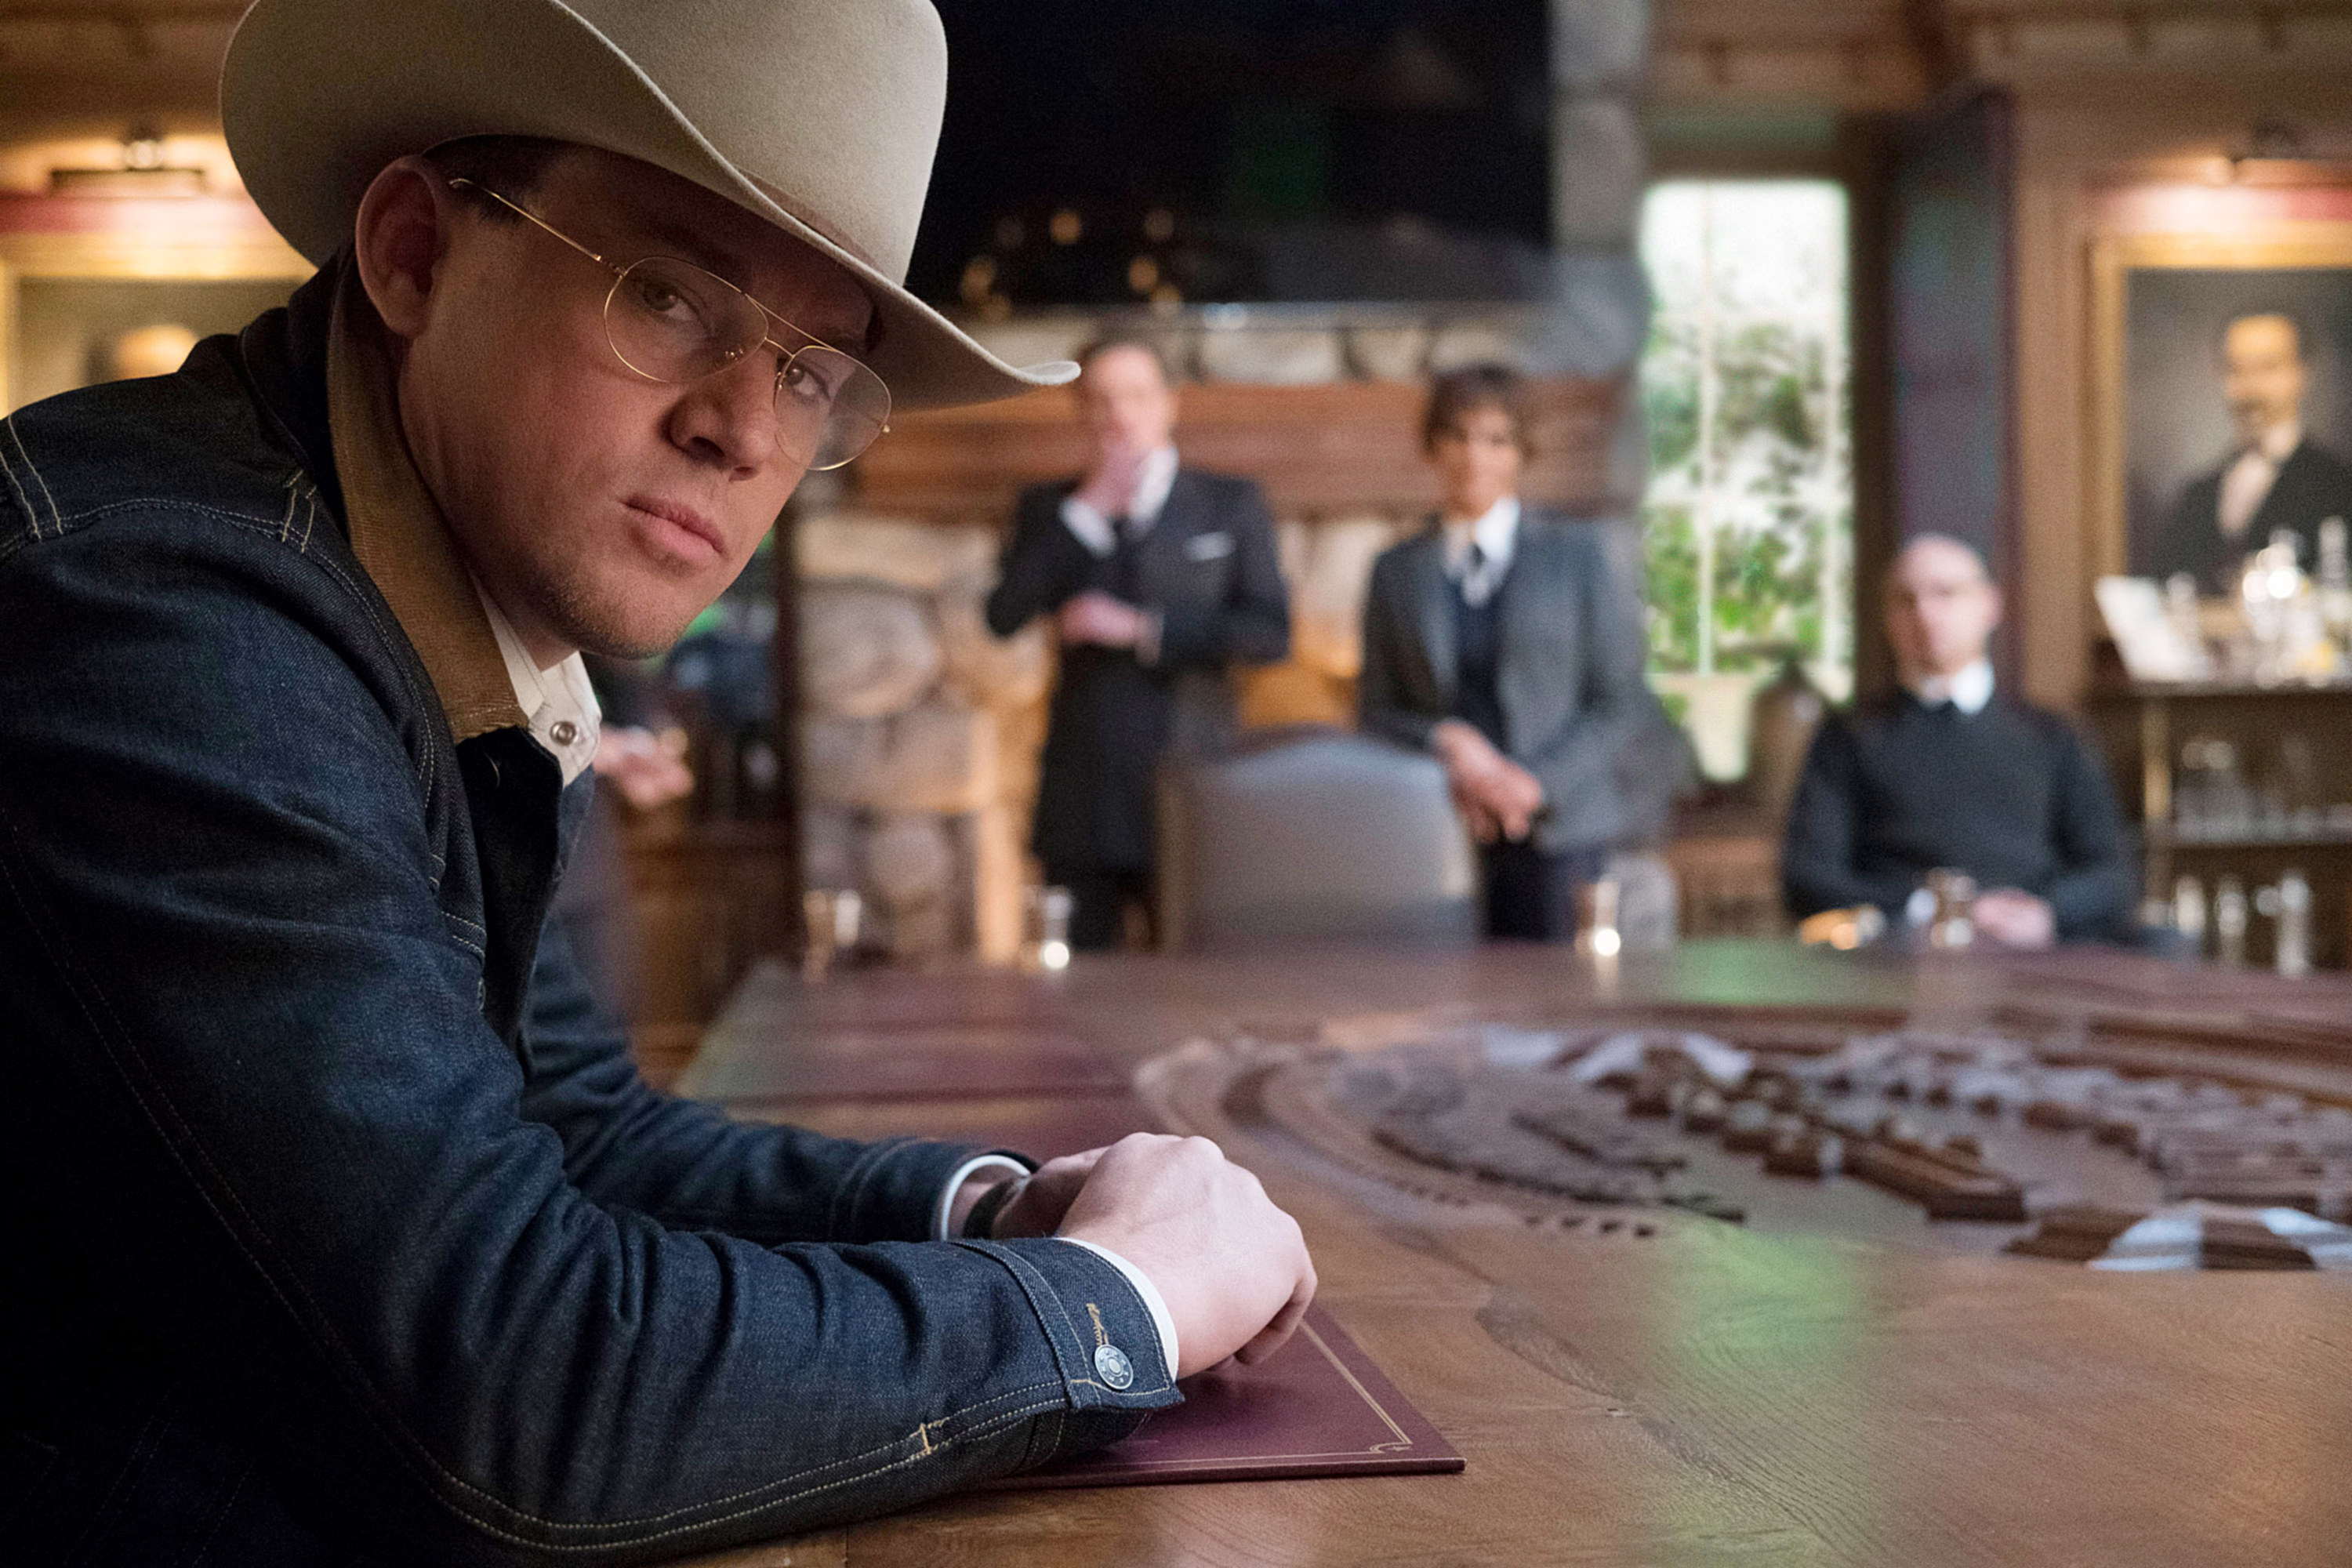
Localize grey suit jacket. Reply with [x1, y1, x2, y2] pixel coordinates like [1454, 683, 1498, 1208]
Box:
[1356, 510, 1652, 854]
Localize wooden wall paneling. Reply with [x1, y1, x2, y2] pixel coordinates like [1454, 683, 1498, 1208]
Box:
[851, 376, 1624, 522]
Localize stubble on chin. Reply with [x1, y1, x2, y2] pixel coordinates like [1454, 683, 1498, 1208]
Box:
[517, 553, 709, 662]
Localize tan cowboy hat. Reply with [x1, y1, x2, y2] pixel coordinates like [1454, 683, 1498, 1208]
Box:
[220, 0, 1075, 411]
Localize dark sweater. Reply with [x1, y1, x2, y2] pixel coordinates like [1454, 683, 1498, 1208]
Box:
[1780, 693, 2136, 941]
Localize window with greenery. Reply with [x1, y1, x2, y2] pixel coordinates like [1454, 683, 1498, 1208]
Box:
[1638, 180, 1852, 775]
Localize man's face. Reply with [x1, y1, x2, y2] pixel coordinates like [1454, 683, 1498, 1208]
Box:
[1076, 345, 1178, 459]
[390, 147, 873, 660]
[2223, 314, 2307, 447]
[1884, 538, 1999, 680]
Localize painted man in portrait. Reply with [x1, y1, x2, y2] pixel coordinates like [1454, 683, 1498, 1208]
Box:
[2152, 311, 2352, 592]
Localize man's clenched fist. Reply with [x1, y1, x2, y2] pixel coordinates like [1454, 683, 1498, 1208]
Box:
[1056, 1133, 1316, 1379]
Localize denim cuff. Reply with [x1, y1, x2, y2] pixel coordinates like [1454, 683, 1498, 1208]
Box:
[826, 1138, 1014, 1243]
[958, 1236, 1184, 1461]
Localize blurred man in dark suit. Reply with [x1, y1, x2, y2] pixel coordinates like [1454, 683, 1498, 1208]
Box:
[986, 336, 1290, 948]
[2153, 311, 2352, 592]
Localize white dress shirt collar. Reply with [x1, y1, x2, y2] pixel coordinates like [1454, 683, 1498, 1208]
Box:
[2220, 419, 2303, 540]
[1058, 445, 1181, 558]
[1441, 495, 1521, 608]
[2256, 419, 2303, 464]
[1907, 657, 1994, 716]
[473, 581, 603, 786]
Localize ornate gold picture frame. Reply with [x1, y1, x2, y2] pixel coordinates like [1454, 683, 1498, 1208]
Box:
[2088, 223, 2352, 580]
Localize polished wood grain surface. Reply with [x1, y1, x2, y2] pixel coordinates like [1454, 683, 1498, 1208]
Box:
[677, 943, 2352, 1566]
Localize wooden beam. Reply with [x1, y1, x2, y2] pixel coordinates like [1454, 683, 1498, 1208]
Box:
[851, 376, 1624, 522]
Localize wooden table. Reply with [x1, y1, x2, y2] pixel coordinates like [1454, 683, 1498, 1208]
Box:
[675, 942, 2352, 1567]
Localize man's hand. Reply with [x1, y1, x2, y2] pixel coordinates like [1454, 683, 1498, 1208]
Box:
[591, 725, 694, 811]
[1073, 434, 1150, 519]
[1058, 1133, 1317, 1380]
[1433, 720, 1544, 842]
[985, 1147, 1109, 1239]
[1973, 888, 2056, 949]
[1449, 782, 1503, 845]
[1481, 763, 1544, 842]
[1058, 590, 1148, 649]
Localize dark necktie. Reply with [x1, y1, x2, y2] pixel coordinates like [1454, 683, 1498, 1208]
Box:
[1109, 514, 1140, 601]
[1461, 541, 1494, 606]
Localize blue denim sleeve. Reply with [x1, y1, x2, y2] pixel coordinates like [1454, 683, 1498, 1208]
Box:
[519, 909, 989, 1244]
[0, 514, 1179, 1563]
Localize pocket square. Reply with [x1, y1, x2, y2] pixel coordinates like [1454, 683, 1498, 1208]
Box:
[1185, 532, 1236, 561]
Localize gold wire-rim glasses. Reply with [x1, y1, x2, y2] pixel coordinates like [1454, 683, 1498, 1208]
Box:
[445, 176, 891, 470]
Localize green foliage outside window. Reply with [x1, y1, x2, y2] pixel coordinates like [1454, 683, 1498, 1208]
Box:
[1638, 182, 1852, 686]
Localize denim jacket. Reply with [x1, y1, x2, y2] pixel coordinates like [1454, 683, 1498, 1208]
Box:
[0, 268, 1177, 1566]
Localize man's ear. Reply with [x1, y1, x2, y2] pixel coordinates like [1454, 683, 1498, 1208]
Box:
[354, 156, 458, 343]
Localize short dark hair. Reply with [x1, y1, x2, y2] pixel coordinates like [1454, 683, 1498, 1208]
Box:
[423, 136, 577, 220]
[1421, 362, 1533, 454]
[1076, 332, 1178, 385]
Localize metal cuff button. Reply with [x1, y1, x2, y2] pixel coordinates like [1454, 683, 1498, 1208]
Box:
[1093, 1342, 1135, 1390]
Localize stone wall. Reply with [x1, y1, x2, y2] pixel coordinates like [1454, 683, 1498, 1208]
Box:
[792, 481, 1429, 963]
[795, 514, 1050, 963]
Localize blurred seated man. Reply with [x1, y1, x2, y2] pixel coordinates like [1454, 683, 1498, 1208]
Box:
[1782, 535, 2135, 948]
[985, 336, 1290, 949]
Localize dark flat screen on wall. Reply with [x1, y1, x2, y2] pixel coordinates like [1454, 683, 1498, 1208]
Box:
[909, 0, 1552, 309]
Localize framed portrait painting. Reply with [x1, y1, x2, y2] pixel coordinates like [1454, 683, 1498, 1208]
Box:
[2090, 225, 2352, 590]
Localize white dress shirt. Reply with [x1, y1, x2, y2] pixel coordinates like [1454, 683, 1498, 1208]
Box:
[1059, 445, 1181, 557]
[2219, 420, 2301, 542]
[1054, 443, 1180, 666]
[476, 581, 603, 786]
[1905, 656, 1994, 716]
[1440, 495, 1522, 608]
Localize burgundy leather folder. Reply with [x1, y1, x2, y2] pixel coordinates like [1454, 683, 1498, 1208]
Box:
[995, 1305, 1464, 1489]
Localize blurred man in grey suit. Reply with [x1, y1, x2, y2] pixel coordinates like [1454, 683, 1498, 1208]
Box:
[986, 336, 1290, 948]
